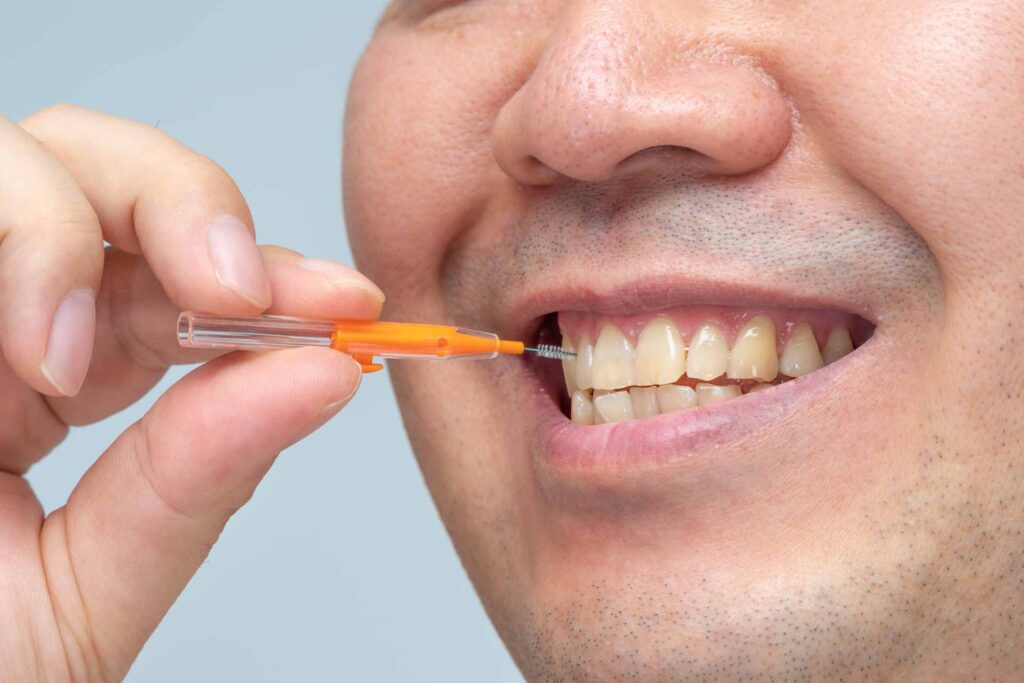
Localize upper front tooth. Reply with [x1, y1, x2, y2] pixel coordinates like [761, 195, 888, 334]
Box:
[823, 327, 854, 364]
[562, 342, 578, 393]
[727, 315, 779, 381]
[686, 323, 729, 380]
[779, 322, 824, 377]
[575, 335, 595, 390]
[634, 316, 686, 386]
[594, 390, 635, 423]
[592, 324, 636, 390]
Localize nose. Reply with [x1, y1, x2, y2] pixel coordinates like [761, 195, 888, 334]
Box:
[492, 2, 794, 186]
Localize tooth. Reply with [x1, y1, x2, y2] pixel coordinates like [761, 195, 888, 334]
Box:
[696, 383, 742, 406]
[823, 327, 854, 364]
[779, 322, 824, 378]
[634, 317, 686, 386]
[562, 341, 578, 394]
[592, 390, 610, 424]
[746, 383, 774, 394]
[685, 323, 729, 381]
[594, 390, 636, 423]
[656, 384, 698, 413]
[571, 390, 595, 425]
[591, 325, 636, 390]
[727, 316, 779, 382]
[575, 335, 595, 390]
[629, 386, 659, 418]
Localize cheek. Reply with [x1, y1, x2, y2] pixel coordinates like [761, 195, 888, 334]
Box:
[781, 0, 1024, 293]
[782, 0, 1024, 461]
[343, 26, 531, 316]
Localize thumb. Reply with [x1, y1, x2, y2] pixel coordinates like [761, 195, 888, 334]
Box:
[39, 347, 361, 679]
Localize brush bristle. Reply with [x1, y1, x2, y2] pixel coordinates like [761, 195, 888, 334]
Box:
[525, 344, 576, 360]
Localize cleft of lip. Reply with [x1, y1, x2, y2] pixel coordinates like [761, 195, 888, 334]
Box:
[556, 309, 871, 425]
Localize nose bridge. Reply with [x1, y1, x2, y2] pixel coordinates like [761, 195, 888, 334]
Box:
[492, 0, 794, 185]
[503, 1, 657, 181]
[539, 2, 644, 141]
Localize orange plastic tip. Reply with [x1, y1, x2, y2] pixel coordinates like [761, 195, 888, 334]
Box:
[498, 339, 526, 355]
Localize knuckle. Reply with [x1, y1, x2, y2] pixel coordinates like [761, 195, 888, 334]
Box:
[0, 216, 100, 276]
[21, 102, 86, 130]
[20, 214, 103, 259]
[46, 509, 118, 682]
[260, 244, 302, 260]
[0, 420, 67, 474]
[174, 152, 237, 191]
[103, 262, 174, 373]
[49, 211, 102, 239]
[167, 164, 249, 228]
[0, 471, 44, 511]
[144, 150, 245, 212]
[130, 418, 188, 519]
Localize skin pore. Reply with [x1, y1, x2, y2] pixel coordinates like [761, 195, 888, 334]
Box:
[345, 1, 1024, 680]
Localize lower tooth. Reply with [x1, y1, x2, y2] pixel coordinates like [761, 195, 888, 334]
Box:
[746, 383, 774, 394]
[594, 390, 635, 423]
[571, 390, 595, 425]
[629, 387, 659, 418]
[696, 383, 742, 406]
[656, 384, 698, 413]
[592, 390, 610, 424]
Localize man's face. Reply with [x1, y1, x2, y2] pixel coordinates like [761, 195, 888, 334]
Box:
[344, 1, 1024, 679]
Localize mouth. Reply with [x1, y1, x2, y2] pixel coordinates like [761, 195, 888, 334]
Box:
[509, 286, 877, 481]
[550, 306, 873, 422]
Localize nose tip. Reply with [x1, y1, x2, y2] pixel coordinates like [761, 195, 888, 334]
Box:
[492, 19, 794, 186]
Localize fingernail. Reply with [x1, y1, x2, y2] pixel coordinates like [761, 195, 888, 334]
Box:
[41, 288, 96, 396]
[298, 258, 386, 303]
[207, 215, 272, 307]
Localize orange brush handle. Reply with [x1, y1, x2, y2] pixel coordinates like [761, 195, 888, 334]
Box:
[176, 312, 525, 374]
[330, 320, 524, 372]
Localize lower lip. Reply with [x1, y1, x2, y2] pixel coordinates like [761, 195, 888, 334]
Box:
[524, 337, 873, 489]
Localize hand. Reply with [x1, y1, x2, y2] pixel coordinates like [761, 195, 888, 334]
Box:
[0, 105, 384, 680]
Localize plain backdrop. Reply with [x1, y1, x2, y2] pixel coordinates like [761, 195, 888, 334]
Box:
[4, 2, 523, 680]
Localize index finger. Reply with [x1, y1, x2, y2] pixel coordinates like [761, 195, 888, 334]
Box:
[47, 244, 385, 427]
[20, 104, 272, 313]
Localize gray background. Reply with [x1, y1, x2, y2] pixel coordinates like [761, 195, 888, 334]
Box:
[5, 2, 522, 680]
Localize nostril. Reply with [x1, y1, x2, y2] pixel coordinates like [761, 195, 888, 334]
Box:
[512, 155, 561, 187]
[523, 155, 547, 175]
[624, 145, 700, 161]
[615, 145, 715, 179]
